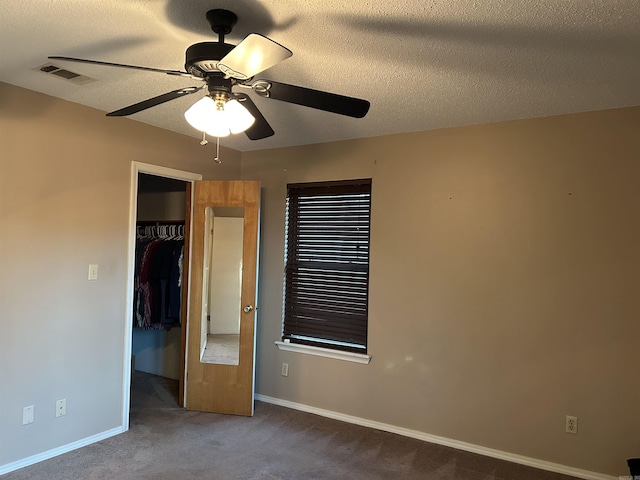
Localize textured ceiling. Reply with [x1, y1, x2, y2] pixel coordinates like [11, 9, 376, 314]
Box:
[1, 0, 639, 152]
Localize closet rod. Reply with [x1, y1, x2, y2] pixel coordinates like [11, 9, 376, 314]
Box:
[136, 220, 185, 225]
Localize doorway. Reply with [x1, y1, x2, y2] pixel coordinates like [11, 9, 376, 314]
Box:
[122, 162, 202, 429]
[122, 166, 260, 426]
[131, 173, 188, 397]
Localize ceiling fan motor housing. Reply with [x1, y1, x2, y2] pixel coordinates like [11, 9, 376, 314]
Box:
[206, 9, 238, 36]
[206, 75, 233, 99]
[185, 42, 235, 77]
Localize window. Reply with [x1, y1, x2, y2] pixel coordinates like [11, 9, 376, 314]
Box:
[282, 179, 372, 354]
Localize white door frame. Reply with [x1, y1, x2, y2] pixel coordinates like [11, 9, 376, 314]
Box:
[121, 161, 202, 430]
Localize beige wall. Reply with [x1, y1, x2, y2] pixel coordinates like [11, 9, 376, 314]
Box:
[1, 79, 638, 477]
[0, 82, 239, 466]
[137, 191, 187, 221]
[242, 107, 640, 477]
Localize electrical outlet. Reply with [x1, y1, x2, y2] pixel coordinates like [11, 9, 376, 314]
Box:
[56, 399, 66, 417]
[281, 363, 289, 377]
[22, 405, 34, 425]
[565, 415, 578, 434]
[88, 264, 98, 280]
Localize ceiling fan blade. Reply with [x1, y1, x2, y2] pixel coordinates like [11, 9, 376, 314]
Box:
[106, 87, 202, 117]
[253, 80, 370, 118]
[217, 34, 292, 80]
[48, 56, 192, 78]
[235, 93, 275, 140]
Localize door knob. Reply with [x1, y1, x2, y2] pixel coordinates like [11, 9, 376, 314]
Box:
[243, 305, 254, 313]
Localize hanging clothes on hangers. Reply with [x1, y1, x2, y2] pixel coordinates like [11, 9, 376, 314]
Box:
[134, 222, 185, 330]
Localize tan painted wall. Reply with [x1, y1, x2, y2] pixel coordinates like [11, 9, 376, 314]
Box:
[137, 191, 187, 221]
[0, 82, 239, 466]
[1, 79, 638, 476]
[242, 107, 640, 477]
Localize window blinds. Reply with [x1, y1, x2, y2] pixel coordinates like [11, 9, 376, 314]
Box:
[283, 179, 372, 353]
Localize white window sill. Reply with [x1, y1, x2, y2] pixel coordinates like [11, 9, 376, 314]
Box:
[275, 341, 371, 364]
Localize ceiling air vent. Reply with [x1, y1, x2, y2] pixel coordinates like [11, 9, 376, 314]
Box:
[34, 63, 97, 85]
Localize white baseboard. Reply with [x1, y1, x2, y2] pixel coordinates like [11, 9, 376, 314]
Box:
[0, 426, 124, 476]
[255, 394, 616, 480]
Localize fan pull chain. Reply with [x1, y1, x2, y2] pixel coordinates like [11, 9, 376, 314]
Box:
[198, 131, 221, 164]
[214, 136, 222, 164]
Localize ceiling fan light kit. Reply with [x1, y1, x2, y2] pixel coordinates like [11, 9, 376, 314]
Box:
[184, 94, 255, 137]
[48, 8, 370, 144]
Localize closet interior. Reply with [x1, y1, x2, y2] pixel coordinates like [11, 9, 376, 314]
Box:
[131, 173, 188, 384]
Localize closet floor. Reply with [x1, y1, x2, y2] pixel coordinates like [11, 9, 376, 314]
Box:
[201, 334, 240, 365]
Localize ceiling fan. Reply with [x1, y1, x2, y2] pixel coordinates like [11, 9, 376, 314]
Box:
[49, 9, 371, 140]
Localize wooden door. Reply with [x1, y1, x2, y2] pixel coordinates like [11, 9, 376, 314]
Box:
[185, 180, 260, 415]
[178, 182, 192, 408]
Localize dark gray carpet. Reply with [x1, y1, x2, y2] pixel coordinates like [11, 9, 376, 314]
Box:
[3, 372, 581, 480]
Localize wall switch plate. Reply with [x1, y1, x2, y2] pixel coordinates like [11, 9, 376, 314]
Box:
[88, 264, 98, 280]
[22, 405, 34, 425]
[281, 363, 289, 377]
[56, 399, 66, 417]
[565, 415, 578, 434]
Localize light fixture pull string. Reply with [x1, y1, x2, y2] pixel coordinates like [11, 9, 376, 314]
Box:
[198, 130, 221, 164]
[214, 136, 222, 164]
